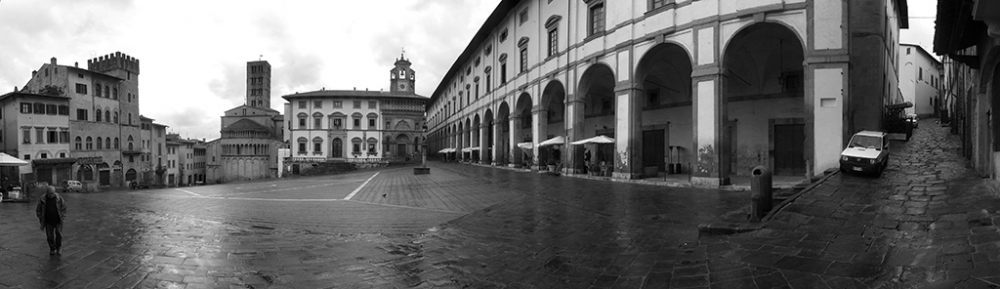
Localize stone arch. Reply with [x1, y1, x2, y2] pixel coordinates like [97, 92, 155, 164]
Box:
[722, 22, 806, 177]
[630, 42, 695, 175]
[576, 63, 617, 172]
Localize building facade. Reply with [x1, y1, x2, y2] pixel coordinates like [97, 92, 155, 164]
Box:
[424, 0, 908, 187]
[0, 91, 73, 185]
[899, 44, 943, 117]
[17, 53, 147, 188]
[934, 0, 1000, 180]
[139, 116, 168, 186]
[281, 55, 427, 165]
[207, 60, 285, 184]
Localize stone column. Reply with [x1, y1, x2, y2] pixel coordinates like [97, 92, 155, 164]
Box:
[532, 107, 548, 170]
[565, 97, 585, 174]
[690, 71, 726, 186]
[479, 122, 489, 164]
[509, 114, 522, 167]
[613, 81, 643, 179]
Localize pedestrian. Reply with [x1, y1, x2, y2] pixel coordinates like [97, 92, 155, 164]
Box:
[35, 185, 66, 255]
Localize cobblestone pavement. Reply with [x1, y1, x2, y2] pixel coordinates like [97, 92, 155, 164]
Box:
[3, 118, 995, 288]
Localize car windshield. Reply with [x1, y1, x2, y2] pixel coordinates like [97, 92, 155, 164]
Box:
[849, 135, 882, 149]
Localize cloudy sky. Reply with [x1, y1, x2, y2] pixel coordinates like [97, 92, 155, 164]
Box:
[0, 0, 500, 141]
[0, 0, 937, 140]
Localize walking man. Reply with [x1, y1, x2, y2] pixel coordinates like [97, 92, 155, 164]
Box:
[35, 185, 66, 255]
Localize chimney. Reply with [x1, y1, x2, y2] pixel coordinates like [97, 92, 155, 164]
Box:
[50, 57, 56, 65]
[14, 86, 17, 92]
[74, 62, 78, 68]
[32, 70, 36, 77]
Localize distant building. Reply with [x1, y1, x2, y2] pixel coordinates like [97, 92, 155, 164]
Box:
[898, 44, 943, 117]
[207, 60, 285, 183]
[16, 52, 147, 188]
[281, 55, 427, 169]
[139, 116, 168, 186]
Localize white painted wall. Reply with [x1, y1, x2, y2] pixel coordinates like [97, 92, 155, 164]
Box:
[813, 68, 845, 173]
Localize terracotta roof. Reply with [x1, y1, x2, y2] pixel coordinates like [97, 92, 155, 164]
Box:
[0, 92, 71, 101]
[222, 119, 270, 132]
[934, 0, 986, 57]
[282, 90, 428, 101]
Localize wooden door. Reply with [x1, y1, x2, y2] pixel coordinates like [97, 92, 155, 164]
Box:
[773, 124, 805, 175]
[642, 130, 665, 171]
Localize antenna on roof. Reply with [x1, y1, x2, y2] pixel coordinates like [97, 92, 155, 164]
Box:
[259, 54, 263, 61]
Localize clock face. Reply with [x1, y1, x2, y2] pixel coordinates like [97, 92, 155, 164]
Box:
[399, 84, 406, 90]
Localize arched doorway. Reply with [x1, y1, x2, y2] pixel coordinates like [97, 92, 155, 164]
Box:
[577, 64, 616, 175]
[514, 93, 533, 166]
[77, 165, 93, 182]
[541, 81, 566, 169]
[97, 162, 111, 186]
[635, 42, 694, 176]
[483, 108, 494, 165]
[723, 22, 805, 176]
[125, 168, 137, 182]
[396, 134, 411, 157]
[331, 138, 343, 158]
[497, 101, 511, 166]
[472, 114, 481, 163]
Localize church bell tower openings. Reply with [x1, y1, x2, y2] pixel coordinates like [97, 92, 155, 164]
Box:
[247, 60, 271, 109]
[390, 53, 415, 94]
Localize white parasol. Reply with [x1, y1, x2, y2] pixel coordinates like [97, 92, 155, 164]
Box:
[569, 135, 615, 145]
[538, 136, 565, 147]
[0, 153, 29, 166]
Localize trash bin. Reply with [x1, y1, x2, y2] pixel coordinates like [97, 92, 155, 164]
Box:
[750, 166, 772, 222]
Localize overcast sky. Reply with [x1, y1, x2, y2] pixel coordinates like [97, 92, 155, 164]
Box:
[0, 0, 937, 141]
[0, 0, 500, 141]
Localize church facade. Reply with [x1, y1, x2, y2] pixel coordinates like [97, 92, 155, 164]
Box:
[206, 60, 285, 184]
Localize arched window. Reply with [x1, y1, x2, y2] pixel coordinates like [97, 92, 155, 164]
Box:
[75, 136, 82, 150]
[128, 136, 134, 151]
[97, 137, 103, 150]
[114, 137, 119, 149]
[113, 112, 118, 123]
[106, 137, 111, 149]
[96, 109, 102, 122]
[298, 112, 308, 129]
[112, 88, 118, 100]
[128, 113, 132, 125]
[104, 85, 110, 98]
[105, 110, 110, 123]
[313, 137, 323, 154]
[86, 137, 93, 150]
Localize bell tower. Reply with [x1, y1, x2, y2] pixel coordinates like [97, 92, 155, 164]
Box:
[390, 53, 415, 94]
[246, 60, 271, 109]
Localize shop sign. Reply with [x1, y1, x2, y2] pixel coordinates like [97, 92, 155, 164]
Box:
[77, 156, 104, 164]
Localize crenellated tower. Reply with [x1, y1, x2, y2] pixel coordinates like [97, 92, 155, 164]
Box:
[247, 60, 271, 108]
[390, 54, 415, 94]
[88, 51, 140, 126]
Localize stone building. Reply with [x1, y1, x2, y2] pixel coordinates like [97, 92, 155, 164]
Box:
[424, 0, 908, 187]
[0, 91, 73, 185]
[281, 55, 427, 168]
[17, 52, 146, 188]
[139, 116, 168, 186]
[933, 0, 1000, 179]
[206, 60, 285, 183]
[898, 44, 943, 117]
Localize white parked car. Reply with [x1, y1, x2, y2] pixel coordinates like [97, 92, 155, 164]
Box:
[840, 131, 890, 176]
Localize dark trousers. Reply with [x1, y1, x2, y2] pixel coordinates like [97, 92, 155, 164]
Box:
[44, 224, 62, 251]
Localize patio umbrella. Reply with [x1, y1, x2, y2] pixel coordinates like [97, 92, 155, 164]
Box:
[538, 136, 565, 147]
[462, 147, 480, 152]
[517, 142, 533, 150]
[0, 153, 29, 166]
[437, 148, 456, 154]
[569, 135, 615, 145]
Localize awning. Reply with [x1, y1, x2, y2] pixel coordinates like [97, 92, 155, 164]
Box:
[0, 153, 29, 166]
[570, 135, 615, 145]
[538, 136, 564, 147]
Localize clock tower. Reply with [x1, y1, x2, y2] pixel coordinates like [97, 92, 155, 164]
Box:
[390, 53, 415, 94]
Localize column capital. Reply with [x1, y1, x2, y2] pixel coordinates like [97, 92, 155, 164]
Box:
[614, 80, 644, 93]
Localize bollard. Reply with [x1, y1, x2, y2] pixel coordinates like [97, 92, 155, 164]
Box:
[750, 165, 772, 222]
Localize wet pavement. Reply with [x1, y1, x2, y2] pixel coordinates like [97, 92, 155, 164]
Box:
[1, 118, 998, 288]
